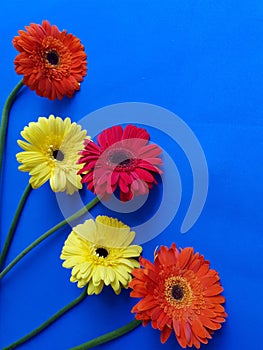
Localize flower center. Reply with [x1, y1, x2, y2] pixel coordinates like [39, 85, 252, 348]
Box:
[95, 247, 109, 258]
[46, 50, 60, 65]
[172, 284, 184, 300]
[105, 148, 138, 171]
[164, 276, 193, 308]
[53, 149, 64, 161]
[109, 150, 133, 166]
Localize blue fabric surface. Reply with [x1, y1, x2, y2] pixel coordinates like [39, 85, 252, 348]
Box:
[1, 1, 262, 349]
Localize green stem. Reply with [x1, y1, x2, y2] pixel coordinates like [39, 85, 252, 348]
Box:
[3, 287, 88, 350]
[0, 80, 24, 178]
[0, 183, 32, 270]
[0, 196, 99, 279]
[70, 319, 142, 350]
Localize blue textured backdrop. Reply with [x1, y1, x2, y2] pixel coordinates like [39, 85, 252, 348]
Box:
[1, 1, 262, 349]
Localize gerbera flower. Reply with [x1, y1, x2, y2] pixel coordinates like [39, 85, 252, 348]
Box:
[13, 20, 87, 100]
[60, 215, 142, 295]
[16, 115, 88, 194]
[78, 124, 163, 201]
[130, 244, 227, 348]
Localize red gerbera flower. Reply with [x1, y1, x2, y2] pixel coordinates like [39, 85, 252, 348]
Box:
[78, 125, 162, 201]
[129, 244, 227, 348]
[13, 20, 87, 100]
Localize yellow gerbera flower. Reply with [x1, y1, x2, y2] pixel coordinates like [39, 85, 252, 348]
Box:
[60, 215, 142, 295]
[16, 115, 88, 194]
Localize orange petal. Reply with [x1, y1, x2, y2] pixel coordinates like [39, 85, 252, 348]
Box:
[182, 319, 192, 344]
[206, 295, 225, 304]
[176, 337, 187, 348]
[191, 333, 201, 349]
[196, 262, 210, 276]
[191, 318, 207, 338]
[201, 308, 217, 318]
[130, 290, 147, 298]
[201, 276, 219, 287]
[211, 304, 226, 313]
[156, 246, 169, 265]
[189, 258, 201, 272]
[145, 268, 158, 282]
[132, 268, 147, 280]
[198, 316, 222, 330]
[204, 285, 224, 296]
[173, 318, 180, 337]
[151, 307, 163, 321]
[140, 256, 155, 270]
[177, 247, 193, 269]
[160, 325, 173, 344]
[136, 295, 155, 311]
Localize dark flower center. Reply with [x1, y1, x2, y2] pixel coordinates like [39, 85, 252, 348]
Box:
[108, 150, 133, 167]
[171, 284, 184, 300]
[46, 50, 60, 65]
[53, 150, 64, 161]
[95, 247, 109, 258]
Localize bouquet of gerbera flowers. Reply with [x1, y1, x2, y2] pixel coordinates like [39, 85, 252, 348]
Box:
[0, 20, 227, 350]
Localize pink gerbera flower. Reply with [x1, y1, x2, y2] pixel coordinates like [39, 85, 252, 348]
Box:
[78, 125, 163, 201]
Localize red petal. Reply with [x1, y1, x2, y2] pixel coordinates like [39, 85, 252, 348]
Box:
[110, 171, 119, 185]
[119, 177, 130, 193]
[120, 171, 133, 184]
[134, 168, 154, 182]
[137, 160, 162, 173]
[139, 144, 162, 158]
[98, 126, 123, 148]
[131, 179, 139, 191]
[120, 190, 133, 202]
[123, 124, 149, 140]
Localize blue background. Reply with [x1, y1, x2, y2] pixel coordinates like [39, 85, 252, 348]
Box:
[1, 1, 262, 349]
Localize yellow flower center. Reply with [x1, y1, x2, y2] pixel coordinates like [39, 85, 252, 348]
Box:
[164, 276, 193, 308]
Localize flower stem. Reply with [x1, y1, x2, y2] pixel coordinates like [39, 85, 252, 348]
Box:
[0, 183, 32, 270]
[0, 79, 24, 179]
[70, 319, 142, 350]
[0, 196, 99, 279]
[3, 287, 88, 350]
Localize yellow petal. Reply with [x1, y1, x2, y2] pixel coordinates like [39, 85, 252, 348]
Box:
[92, 267, 102, 286]
[87, 281, 96, 295]
[95, 216, 135, 248]
[111, 278, 121, 294]
[94, 281, 104, 295]
[50, 167, 66, 192]
[73, 220, 97, 242]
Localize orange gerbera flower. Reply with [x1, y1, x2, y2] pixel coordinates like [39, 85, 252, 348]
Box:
[130, 244, 227, 348]
[13, 20, 87, 100]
